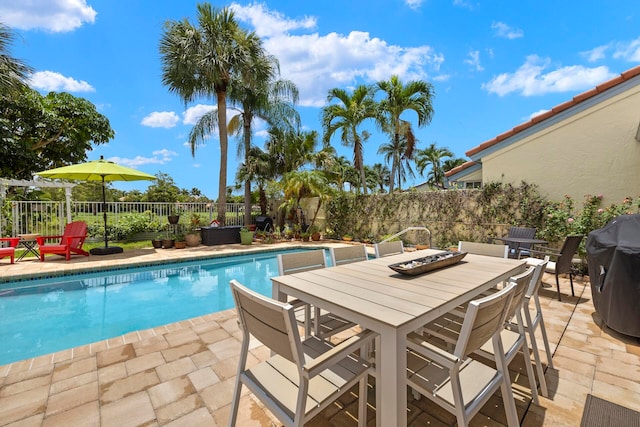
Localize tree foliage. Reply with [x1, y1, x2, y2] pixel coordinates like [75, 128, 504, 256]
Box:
[0, 86, 114, 179]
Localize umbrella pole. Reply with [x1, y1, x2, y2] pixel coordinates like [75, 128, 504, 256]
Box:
[102, 176, 108, 248]
[89, 176, 124, 255]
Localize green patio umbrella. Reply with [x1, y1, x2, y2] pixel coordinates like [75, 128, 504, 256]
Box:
[36, 156, 156, 255]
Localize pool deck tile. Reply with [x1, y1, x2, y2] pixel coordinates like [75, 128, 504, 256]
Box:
[1, 242, 640, 426]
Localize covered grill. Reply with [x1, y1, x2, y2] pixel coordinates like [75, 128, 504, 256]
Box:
[586, 214, 640, 337]
[255, 215, 273, 231]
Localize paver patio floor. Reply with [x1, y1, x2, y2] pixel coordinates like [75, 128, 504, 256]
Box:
[1, 243, 639, 426]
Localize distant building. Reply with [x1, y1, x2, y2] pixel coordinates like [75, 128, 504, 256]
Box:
[446, 65, 640, 204]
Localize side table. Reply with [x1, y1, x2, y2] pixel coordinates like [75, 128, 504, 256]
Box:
[17, 233, 40, 261]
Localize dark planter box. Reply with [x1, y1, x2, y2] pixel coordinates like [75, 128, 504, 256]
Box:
[200, 226, 242, 245]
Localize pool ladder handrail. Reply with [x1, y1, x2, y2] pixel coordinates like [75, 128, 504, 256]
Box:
[379, 226, 431, 248]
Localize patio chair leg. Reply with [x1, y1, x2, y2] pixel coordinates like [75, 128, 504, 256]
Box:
[569, 273, 575, 297]
[556, 273, 562, 301]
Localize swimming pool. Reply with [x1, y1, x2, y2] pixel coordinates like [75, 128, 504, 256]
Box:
[0, 249, 328, 365]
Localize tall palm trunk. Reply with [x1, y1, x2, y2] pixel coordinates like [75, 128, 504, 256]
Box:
[354, 134, 367, 195]
[243, 111, 252, 226]
[216, 90, 228, 224]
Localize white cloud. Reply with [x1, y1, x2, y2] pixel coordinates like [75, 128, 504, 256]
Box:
[405, 0, 424, 10]
[491, 21, 524, 39]
[453, 0, 476, 10]
[183, 104, 216, 125]
[141, 111, 179, 128]
[231, 3, 445, 107]
[230, 2, 316, 38]
[482, 55, 617, 96]
[108, 149, 178, 168]
[464, 50, 484, 71]
[0, 0, 96, 32]
[613, 36, 640, 62]
[29, 71, 94, 92]
[581, 45, 609, 62]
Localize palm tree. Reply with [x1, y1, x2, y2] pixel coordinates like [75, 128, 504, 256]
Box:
[281, 170, 333, 229]
[192, 43, 299, 225]
[321, 85, 376, 194]
[160, 3, 261, 223]
[370, 162, 391, 193]
[236, 146, 273, 215]
[377, 128, 416, 191]
[0, 23, 33, 95]
[375, 75, 435, 193]
[415, 143, 454, 189]
[265, 126, 318, 176]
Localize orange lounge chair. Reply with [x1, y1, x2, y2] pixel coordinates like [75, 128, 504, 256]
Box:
[37, 221, 89, 261]
[0, 238, 20, 264]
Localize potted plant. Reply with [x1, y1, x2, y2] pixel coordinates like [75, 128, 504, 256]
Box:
[308, 225, 321, 241]
[342, 234, 353, 242]
[185, 213, 201, 247]
[174, 233, 186, 249]
[239, 226, 254, 245]
[162, 236, 174, 249]
[167, 206, 182, 224]
[300, 232, 310, 242]
[151, 237, 163, 249]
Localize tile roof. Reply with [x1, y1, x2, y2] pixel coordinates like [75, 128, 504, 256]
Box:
[464, 64, 640, 158]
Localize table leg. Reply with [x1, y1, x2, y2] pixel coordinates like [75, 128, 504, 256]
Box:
[377, 325, 406, 427]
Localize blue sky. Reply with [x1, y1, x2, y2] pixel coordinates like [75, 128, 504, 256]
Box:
[4, 0, 640, 198]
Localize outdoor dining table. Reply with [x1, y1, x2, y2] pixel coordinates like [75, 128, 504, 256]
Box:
[271, 249, 527, 427]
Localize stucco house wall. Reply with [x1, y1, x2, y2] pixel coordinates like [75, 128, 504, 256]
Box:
[447, 65, 640, 205]
[482, 82, 640, 203]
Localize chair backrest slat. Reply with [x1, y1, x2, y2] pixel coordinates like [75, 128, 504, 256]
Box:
[64, 221, 87, 248]
[505, 266, 535, 321]
[458, 241, 508, 258]
[555, 235, 584, 273]
[525, 257, 550, 298]
[330, 245, 368, 266]
[374, 241, 404, 258]
[278, 250, 326, 275]
[455, 282, 516, 358]
[230, 280, 298, 363]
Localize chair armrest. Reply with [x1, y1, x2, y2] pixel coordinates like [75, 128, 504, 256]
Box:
[521, 246, 560, 259]
[37, 235, 63, 245]
[407, 332, 459, 367]
[0, 238, 20, 247]
[303, 330, 377, 377]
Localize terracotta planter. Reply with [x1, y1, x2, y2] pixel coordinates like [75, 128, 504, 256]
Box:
[162, 239, 174, 249]
[342, 236, 353, 242]
[185, 233, 201, 247]
[247, 224, 257, 231]
[311, 232, 321, 241]
[151, 239, 163, 249]
[174, 241, 186, 249]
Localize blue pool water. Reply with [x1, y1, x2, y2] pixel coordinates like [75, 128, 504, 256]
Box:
[0, 249, 327, 365]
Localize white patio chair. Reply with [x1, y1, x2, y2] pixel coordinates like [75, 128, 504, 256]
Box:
[458, 240, 509, 258]
[407, 281, 520, 427]
[519, 256, 553, 395]
[278, 250, 355, 339]
[228, 280, 376, 427]
[374, 240, 404, 258]
[330, 244, 368, 266]
[422, 266, 541, 405]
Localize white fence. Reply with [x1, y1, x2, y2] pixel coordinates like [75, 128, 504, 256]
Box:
[2, 201, 261, 239]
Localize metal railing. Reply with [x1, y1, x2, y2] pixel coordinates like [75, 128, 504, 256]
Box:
[3, 201, 261, 238]
[379, 226, 432, 248]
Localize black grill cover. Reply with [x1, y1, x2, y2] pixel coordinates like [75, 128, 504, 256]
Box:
[255, 215, 273, 231]
[586, 214, 640, 337]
